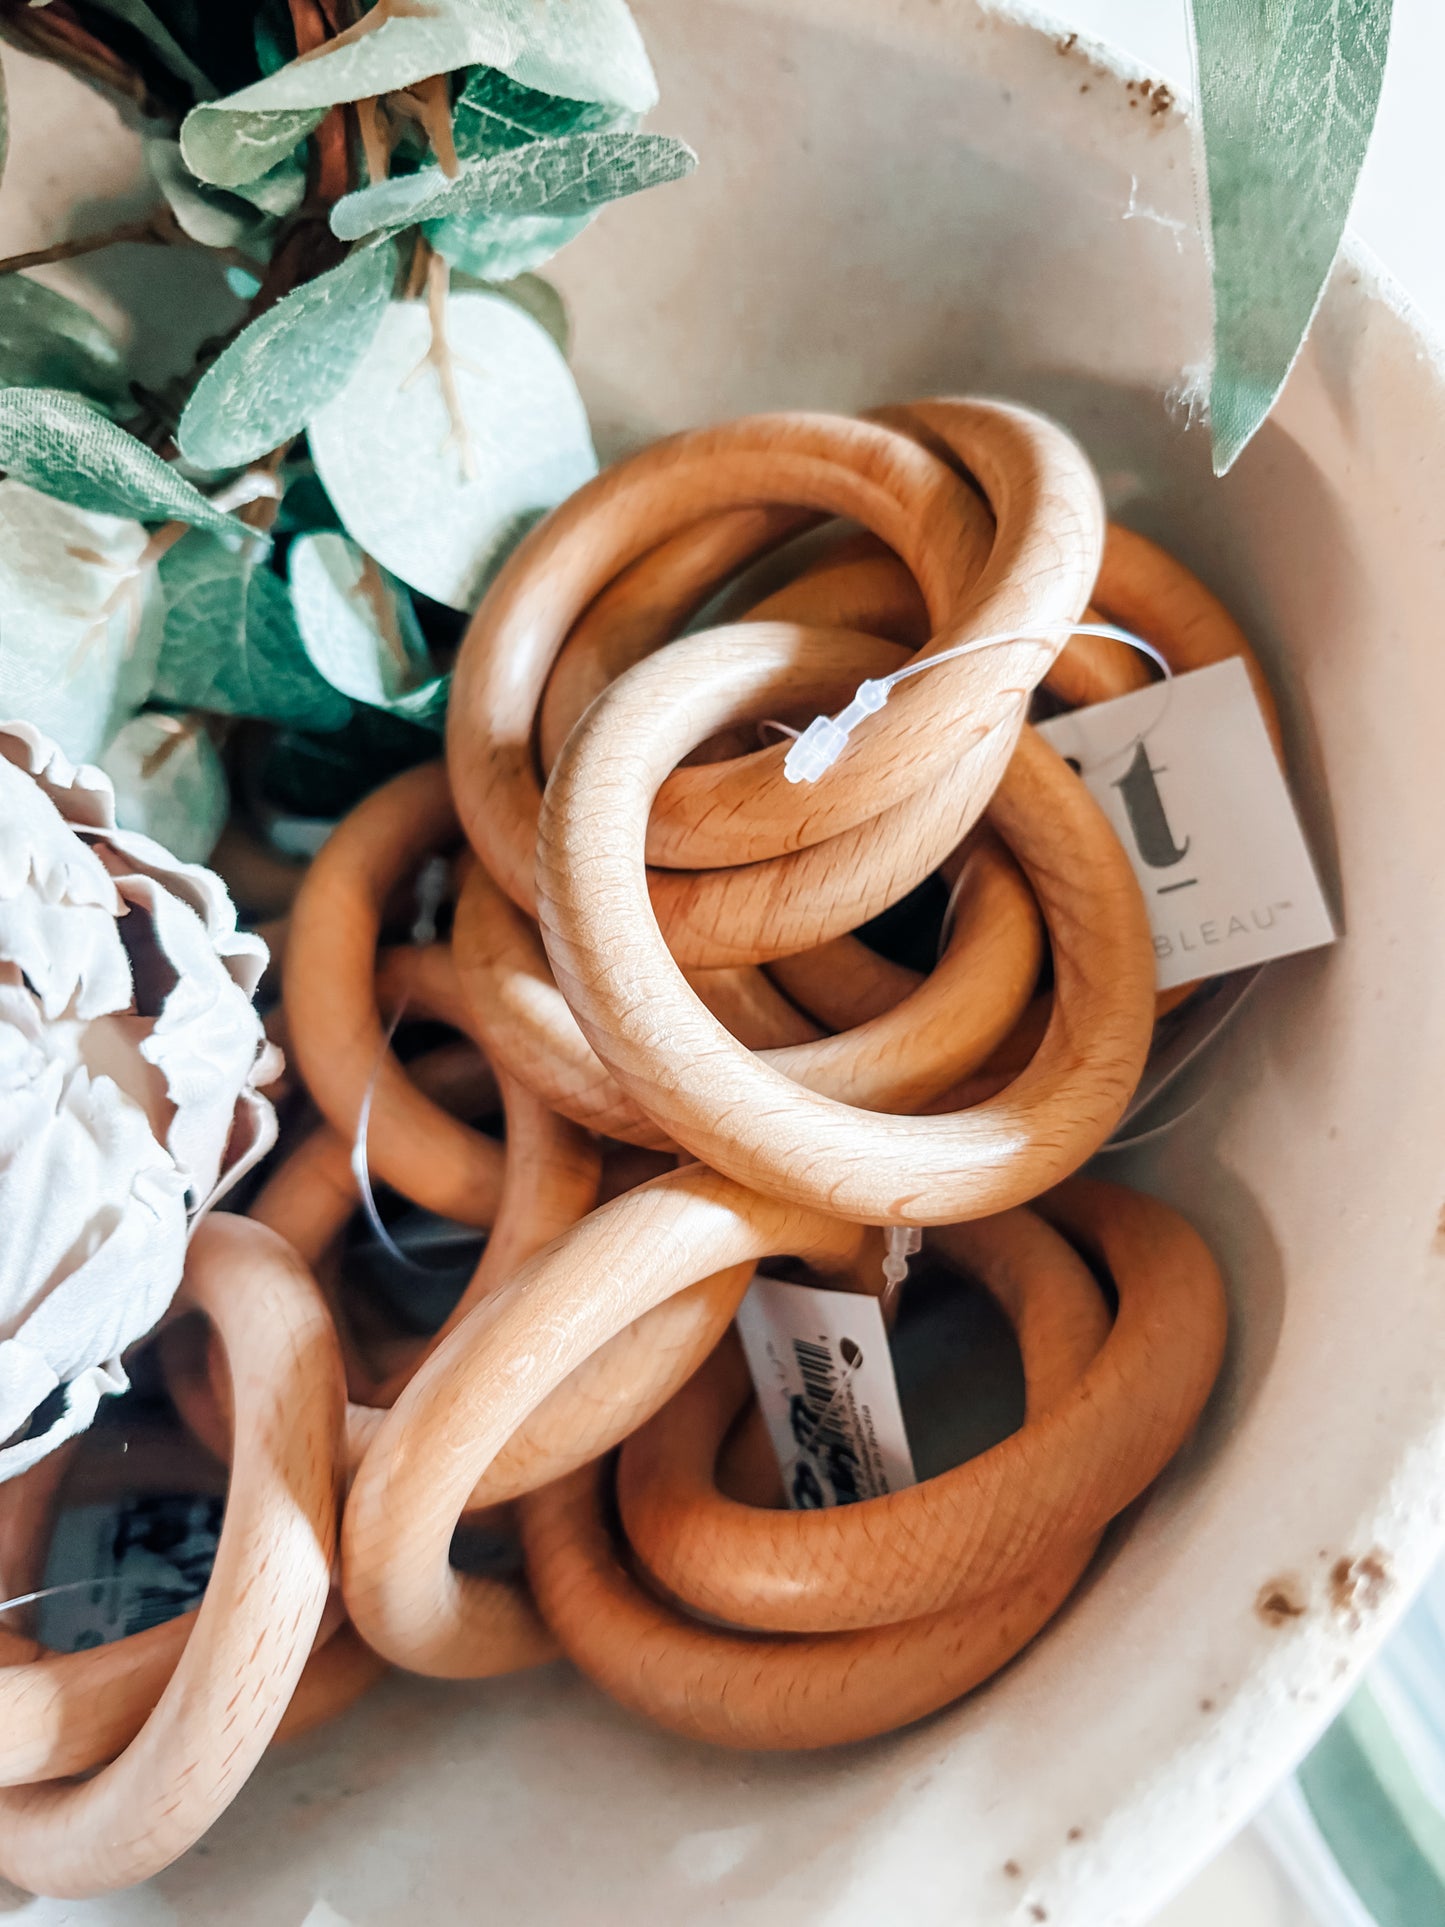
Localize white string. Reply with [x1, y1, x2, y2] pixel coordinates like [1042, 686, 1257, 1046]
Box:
[0, 1574, 125, 1619]
[784, 622, 1173, 785]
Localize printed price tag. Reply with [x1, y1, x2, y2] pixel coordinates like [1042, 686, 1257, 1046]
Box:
[735, 1277, 915, 1509]
[1037, 658, 1336, 990]
[38, 1494, 221, 1653]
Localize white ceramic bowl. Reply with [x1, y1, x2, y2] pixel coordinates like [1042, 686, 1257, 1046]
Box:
[10, 3, 1445, 1922]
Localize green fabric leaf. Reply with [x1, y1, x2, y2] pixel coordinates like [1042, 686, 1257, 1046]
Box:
[98, 713, 230, 865]
[0, 482, 164, 764]
[290, 532, 448, 727]
[1193, 0, 1392, 474]
[145, 138, 289, 250]
[177, 240, 398, 469]
[181, 105, 327, 191]
[452, 63, 626, 161]
[331, 131, 696, 243]
[309, 289, 596, 611]
[427, 209, 590, 283]
[0, 389, 243, 533]
[0, 277, 129, 409]
[180, 0, 656, 188]
[153, 531, 350, 728]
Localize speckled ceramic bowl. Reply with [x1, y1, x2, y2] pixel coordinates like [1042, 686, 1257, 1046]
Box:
[10, 4, 1445, 1923]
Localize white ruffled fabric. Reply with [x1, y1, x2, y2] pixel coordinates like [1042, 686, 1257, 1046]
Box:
[0, 722, 279, 1480]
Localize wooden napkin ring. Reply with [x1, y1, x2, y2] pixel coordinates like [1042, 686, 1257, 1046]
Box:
[0, 1218, 344, 1900]
[616, 1180, 1226, 1634]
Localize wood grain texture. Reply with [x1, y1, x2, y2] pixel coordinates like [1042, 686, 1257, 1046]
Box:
[449, 409, 1002, 915]
[522, 1202, 1113, 1748]
[616, 1181, 1227, 1633]
[341, 1164, 868, 1676]
[0, 1217, 345, 1899]
[284, 762, 506, 1227]
[537, 623, 1154, 1223]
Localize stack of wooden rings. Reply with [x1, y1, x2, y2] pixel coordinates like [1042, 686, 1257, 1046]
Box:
[0, 398, 1253, 1897]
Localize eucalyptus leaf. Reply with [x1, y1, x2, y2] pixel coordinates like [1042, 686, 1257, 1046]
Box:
[180, 0, 656, 188]
[177, 240, 398, 469]
[290, 532, 447, 727]
[331, 131, 696, 243]
[146, 139, 278, 250]
[0, 277, 128, 409]
[452, 64, 626, 161]
[181, 106, 327, 191]
[153, 532, 350, 729]
[231, 149, 307, 218]
[0, 389, 243, 533]
[0, 483, 164, 764]
[98, 713, 229, 865]
[1194, 0, 1392, 474]
[427, 209, 590, 284]
[309, 290, 596, 611]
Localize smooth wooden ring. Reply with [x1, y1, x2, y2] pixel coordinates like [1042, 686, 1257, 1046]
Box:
[0, 1217, 343, 1899]
[285, 762, 505, 1227]
[617, 1179, 1227, 1633]
[537, 622, 1154, 1223]
[341, 1165, 868, 1676]
[448, 406, 1098, 913]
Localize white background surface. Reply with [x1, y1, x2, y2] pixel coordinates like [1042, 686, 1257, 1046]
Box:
[1070, 8, 1445, 1920]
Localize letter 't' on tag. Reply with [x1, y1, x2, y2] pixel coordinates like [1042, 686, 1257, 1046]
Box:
[735, 1276, 916, 1510]
[1037, 659, 1337, 991]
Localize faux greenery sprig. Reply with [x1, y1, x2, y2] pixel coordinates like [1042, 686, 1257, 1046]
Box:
[0, 0, 694, 860]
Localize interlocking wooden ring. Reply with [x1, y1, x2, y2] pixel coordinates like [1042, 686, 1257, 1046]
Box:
[536, 619, 1154, 1223]
[448, 406, 1100, 940]
[521, 1202, 1112, 1748]
[0, 1216, 343, 1899]
[341, 1165, 869, 1676]
[616, 1179, 1227, 1633]
[285, 761, 505, 1227]
[454, 826, 1041, 1145]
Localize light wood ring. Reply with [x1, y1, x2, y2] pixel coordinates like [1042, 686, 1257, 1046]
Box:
[536, 622, 1154, 1223]
[285, 762, 505, 1227]
[448, 406, 1097, 914]
[341, 1165, 869, 1676]
[617, 1179, 1227, 1634]
[0, 1216, 343, 1899]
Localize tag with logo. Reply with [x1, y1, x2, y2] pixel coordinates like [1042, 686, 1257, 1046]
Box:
[38, 1494, 221, 1653]
[735, 1277, 916, 1509]
[1037, 659, 1336, 990]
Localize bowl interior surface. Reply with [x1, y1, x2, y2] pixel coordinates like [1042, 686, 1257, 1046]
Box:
[10, 3, 1445, 1923]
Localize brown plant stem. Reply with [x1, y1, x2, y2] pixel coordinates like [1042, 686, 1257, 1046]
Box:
[287, 0, 352, 205]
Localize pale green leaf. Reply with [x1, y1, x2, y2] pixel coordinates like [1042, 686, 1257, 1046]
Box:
[290, 532, 448, 727]
[0, 277, 128, 408]
[0, 389, 243, 532]
[1194, 0, 1393, 473]
[181, 105, 327, 191]
[0, 482, 164, 764]
[146, 139, 274, 249]
[331, 132, 696, 243]
[452, 64, 626, 161]
[177, 241, 398, 469]
[153, 532, 350, 728]
[180, 0, 656, 188]
[309, 290, 596, 610]
[426, 209, 590, 283]
[98, 713, 229, 865]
